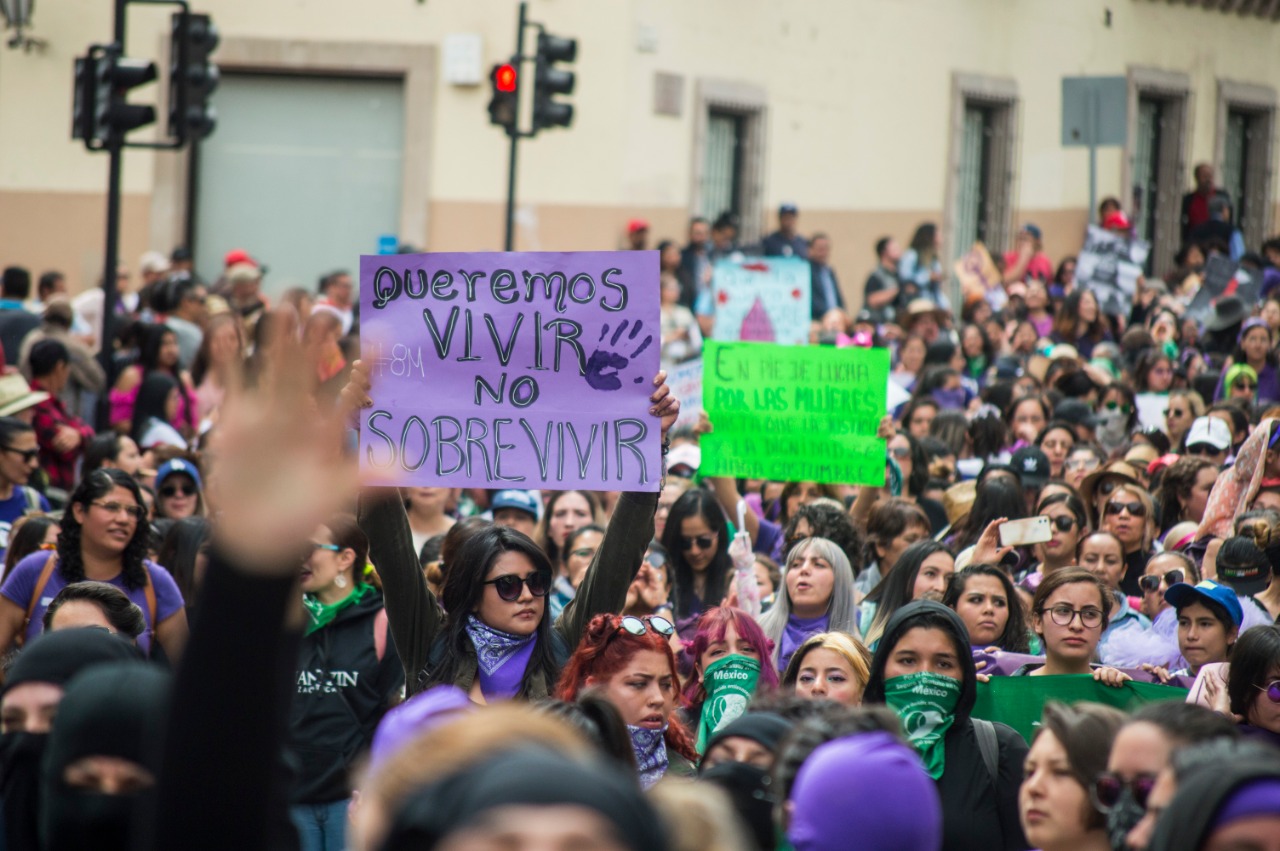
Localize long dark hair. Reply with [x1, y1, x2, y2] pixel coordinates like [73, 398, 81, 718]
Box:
[953, 478, 1026, 551]
[661, 488, 731, 620]
[896, 431, 930, 498]
[1052, 290, 1108, 342]
[131, 372, 180, 447]
[430, 525, 559, 698]
[909, 223, 937, 262]
[156, 516, 212, 608]
[58, 468, 152, 590]
[3, 515, 58, 580]
[863, 540, 953, 647]
[942, 564, 1030, 652]
[1227, 624, 1280, 721]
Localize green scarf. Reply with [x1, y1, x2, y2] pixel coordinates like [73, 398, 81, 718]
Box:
[696, 654, 761, 753]
[882, 672, 962, 779]
[302, 583, 372, 635]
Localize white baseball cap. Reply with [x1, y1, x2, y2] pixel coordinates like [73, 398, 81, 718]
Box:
[1186, 416, 1232, 452]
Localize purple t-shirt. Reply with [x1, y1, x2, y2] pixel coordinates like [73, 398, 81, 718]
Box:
[1, 553, 184, 655]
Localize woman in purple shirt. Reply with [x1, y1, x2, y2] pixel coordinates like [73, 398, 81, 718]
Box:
[0, 468, 186, 660]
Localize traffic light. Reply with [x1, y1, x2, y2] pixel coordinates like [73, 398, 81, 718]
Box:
[532, 32, 576, 131]
[487, 62, 518, 132]
[168, 11, 219, 142]
[72, 44, 157, 148]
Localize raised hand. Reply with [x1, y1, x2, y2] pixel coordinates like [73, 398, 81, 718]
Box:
[649, 370, 679, 442]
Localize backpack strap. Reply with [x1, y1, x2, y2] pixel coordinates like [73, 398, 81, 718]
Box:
[20, 553, 59, 647]
[972, 717, 1000, 790]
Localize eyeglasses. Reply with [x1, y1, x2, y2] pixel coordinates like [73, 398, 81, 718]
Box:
[1257, 680, 1280, 704]
[1044, 515, 1077, 532]
[1, 446, 39, 464]
[310, 542, 342, 553]
[569, 547, 598, 560]
[1185, 443, 1222, 457]
[1104, 401, 1134, 415]
[1097, 479, 1121, 498]
[1164, 408, 1188, 418]
[160, 484, 196, 498]
[1092, 772, 1157, 812]
[890, 446, 911, 459]
[1233, 382, 1257, 391]
[483, 571, 551, 602]
[1138, 569, 1185, 594]
[613, 615, 675, 638]
[1065, 457, 1100, 472]
[1105, 500, 1147, 518]
[90, 500, 147, 521]
[681, 534, 716, 552]
[1040, 604, 1104, 629]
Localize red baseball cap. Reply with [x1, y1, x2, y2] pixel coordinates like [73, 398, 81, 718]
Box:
[224, 248, 259, 268]
[627, 218, 649, 235]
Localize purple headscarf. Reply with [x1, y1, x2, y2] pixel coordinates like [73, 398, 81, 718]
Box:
[368, 685, 474, 770]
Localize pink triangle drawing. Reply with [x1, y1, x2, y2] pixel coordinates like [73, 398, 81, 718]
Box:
[740, 296, 776, 342]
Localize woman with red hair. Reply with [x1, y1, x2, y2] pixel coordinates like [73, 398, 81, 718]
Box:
[557, 612, 699, 786]
[681, 605, 779, 750]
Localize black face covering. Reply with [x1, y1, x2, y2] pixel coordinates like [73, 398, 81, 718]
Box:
[700, 761, 777, 851]
[1106, 786, 1146, 851]
[39, 662, 170, 851]
[0, 628, 140, 851]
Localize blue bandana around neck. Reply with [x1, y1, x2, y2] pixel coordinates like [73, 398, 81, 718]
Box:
[464, 614, 537, 700]
[628, 724, 669, 789]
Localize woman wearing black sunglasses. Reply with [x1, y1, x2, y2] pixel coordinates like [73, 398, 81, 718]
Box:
[1025, 492, 1088, 590]
[0, 468, 187, 662]
[355, 366, 678, 701]
[1224, 624, 1280, 750]
[660, 488, 732, 634]
[1100, 485, 1157, 597]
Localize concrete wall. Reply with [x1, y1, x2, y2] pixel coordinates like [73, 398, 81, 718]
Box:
[2, 0, 1278, 304]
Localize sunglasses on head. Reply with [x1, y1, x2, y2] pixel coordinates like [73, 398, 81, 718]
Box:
[1258, 680, 1280, 705]
[890, 446, 911, 459]
[613, 614, 676, 639]
[1092, 772, 1157, 812]
[1105, 500, 1146, 518]
[483, 571, 551, 602]
[681, 534, 716, 552]
[1138, 569, 1185, 593]
[160, 484, 196, 498]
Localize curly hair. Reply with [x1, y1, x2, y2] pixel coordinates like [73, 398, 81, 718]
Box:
[1155, 456, 1216, 532]
[57, 468, 152, 590]
[556, 612, 699, 763]
[783, 502, 865, 576]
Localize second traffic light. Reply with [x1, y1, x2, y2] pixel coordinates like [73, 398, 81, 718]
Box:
[72, 44, 157, 148]
[532, 32, 576, 131]
[168, 11, 220, 142]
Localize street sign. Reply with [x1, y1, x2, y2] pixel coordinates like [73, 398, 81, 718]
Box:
[1062, 76, 1128, 147]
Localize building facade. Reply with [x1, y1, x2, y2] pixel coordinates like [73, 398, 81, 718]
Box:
[1, 0, 1277, 304]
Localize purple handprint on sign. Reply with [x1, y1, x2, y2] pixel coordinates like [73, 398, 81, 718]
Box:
[584, 320, 653, 391]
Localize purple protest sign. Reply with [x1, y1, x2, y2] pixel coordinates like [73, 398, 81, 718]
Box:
[359, 251, 662, 491]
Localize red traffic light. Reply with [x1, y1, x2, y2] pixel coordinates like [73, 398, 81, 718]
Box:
[495, 64, 517, 93]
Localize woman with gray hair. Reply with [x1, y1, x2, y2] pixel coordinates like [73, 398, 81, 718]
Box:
[756, 536, 859, 671]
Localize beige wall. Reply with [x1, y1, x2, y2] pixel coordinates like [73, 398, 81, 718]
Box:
[2, 0, 1278, 301]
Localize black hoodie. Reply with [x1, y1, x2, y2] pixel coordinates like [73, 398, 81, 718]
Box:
[1147, 757, 1280, 851]
[288, 586, 403, 804]
[864, 600, 1030, 851]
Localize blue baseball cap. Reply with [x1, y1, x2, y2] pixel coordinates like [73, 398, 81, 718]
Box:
[491, 489, 540, 521]
[155, 458, 203, 492]
[1164, 580, 1244, 627]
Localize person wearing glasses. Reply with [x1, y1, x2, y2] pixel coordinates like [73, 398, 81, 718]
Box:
[1137, 551, 1201, 673]
[1016, 568, 1129, 687]
[548, 523, 605, 618]
[1100, 702, 1239, 851]
[1221, 363, 1259, 406]
[1019, 702, 1125, 851]
[1100, 485, 1157, 597]
[1163, 389, 1206, 452]
[0, 468, 187, 661]
[1215, 318, 1279, 405]
[353, 366, 677, 701]
[1022, 492, 1089, 593]
[660, 488, 733, 633]
[0, 416, 49, 550]
[1218, 624, 1280, 750]
[290, 512, 402, 851]
[153, 458, 204, 521]
[556, 611, 699, 785]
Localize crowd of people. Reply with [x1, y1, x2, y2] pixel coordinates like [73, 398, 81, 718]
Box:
[0, 167, 1278, 851]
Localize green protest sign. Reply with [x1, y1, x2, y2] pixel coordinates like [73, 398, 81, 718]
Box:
[972, 675, 1189, 743]
[699, 341, 888, 486]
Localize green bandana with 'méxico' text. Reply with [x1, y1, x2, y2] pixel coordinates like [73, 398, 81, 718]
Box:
[883, 671, 962, 779]
[696, 654, 761, 753]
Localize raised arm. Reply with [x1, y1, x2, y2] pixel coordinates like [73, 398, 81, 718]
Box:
[557, 372, 677, 647]
[358, 488, 442, 693]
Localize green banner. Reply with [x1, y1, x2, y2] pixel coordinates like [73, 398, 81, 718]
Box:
[700, 341, 889, 486]
[972, 675, 1189, 742]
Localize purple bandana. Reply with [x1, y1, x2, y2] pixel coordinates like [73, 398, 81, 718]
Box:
[628, 724, 669, 789]
[464, 614, 537, 700]
[779, 614, 829, 672]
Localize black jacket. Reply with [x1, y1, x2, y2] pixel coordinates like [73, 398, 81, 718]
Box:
[288, 588, 403, 804]
[864, 601, 1031, 851]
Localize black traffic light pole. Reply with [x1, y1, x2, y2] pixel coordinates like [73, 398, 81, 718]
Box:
[503, 1, 527, 252]
[96, 0, 129, 427]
